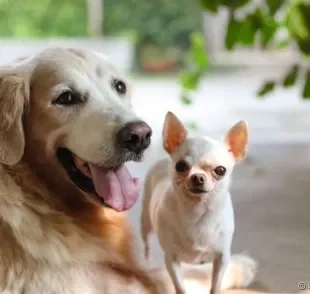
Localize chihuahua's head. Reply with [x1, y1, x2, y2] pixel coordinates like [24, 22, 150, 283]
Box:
[162, 111, 248, 200]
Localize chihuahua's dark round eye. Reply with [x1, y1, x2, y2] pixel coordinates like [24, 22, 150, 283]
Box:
[214, 166, 226, 176]
[113, 79, 127, 95]
[54, 91, 77, 106]
[175, 160, 189, 173]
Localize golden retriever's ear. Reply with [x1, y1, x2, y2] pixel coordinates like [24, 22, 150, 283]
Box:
[0, 71, 28, 165]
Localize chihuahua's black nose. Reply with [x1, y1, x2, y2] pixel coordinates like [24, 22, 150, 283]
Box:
[117, 121, 152, 153]
[191, 173, 206, 187]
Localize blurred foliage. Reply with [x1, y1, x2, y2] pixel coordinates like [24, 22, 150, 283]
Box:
[0, 0, 202, 70]
[103, 0, 203, 69]
[0, 0, 88, 37]
[103, 0, 202, 49]
[0, 0, 202, 48]
[181, 0, 310, 103]
[179, 32, 209, 104]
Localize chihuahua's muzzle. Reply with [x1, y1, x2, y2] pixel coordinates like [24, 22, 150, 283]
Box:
[189, 173, 208, 194]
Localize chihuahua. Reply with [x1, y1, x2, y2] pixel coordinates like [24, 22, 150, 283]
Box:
[140, 111, 248, 294]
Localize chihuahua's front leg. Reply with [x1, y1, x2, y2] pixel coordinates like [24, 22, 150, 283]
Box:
[210, 250, 230, 294]
[164, 253, 185, 294]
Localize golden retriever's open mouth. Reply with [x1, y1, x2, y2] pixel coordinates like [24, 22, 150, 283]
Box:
[57, 148, 139, 212]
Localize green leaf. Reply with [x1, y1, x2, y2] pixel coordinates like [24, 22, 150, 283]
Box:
[276, 39, 291, 49]
[221, 0, 250, 9]
[283, 64, 299, 88]
[179, 33, 208, 104]
[187, 121, 199, 130]
[299, 3, 310, 31]
[225, 14, 240, 50]
[266, 0, 285, 15]
[238, 19, 256, 46]
[302, 70, 310, 99]
[180, 72, 200, 90]
[297, 38, 310, 55]
[190, 32, 208, 69]
[286, 5, 308, 40]
[261, 22, 278, 49]
[181, 92, 192, 105]
[252, 8, 264, 31]
[199, 0, 220, 13]
[250, 7, 279, 49]
[260, 10, 279, 48]
[257, 81, 276, 97]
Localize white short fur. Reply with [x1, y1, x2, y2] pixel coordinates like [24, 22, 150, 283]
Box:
[141, 112, 252, 294]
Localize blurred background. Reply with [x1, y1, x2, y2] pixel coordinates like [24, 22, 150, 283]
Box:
[1, 0, 309, 142]
[1, 0, 310, 292]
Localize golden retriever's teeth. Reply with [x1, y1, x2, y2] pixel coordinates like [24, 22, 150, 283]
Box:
[73, 155, 92, 178]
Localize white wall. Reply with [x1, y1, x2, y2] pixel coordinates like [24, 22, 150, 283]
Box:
[0, 37, 135, 73]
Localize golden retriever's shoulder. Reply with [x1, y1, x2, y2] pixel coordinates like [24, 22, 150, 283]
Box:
[0, 163, 143, 293]
[0, 164, 102, 260]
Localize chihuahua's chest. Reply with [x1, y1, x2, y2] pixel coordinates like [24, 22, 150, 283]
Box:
[177, 218, 222, 264]
[154, 189, 234, 264]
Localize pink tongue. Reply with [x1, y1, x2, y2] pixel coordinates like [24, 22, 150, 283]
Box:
[88, 164, 139, 212]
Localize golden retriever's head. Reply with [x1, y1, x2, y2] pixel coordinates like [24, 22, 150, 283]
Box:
[0, 48, 152, 212]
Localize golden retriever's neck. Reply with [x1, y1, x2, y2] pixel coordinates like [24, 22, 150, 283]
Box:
[0, 162, 114, 266]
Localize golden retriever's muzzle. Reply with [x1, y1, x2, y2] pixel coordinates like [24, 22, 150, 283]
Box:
[116, 121, 152, 158]
[57, 120, 152, 212]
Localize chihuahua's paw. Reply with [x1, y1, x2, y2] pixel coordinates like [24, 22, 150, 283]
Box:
[221, 254, 257, 290]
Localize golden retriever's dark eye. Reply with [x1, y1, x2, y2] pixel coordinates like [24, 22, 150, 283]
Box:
[113, 79, 127, 95]
[175, 160, 190, 173]
[54, 91, 79, 106]
[214, 166, 226, 176]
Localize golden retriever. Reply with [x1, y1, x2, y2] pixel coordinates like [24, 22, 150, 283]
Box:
[0, 47, 261, 293]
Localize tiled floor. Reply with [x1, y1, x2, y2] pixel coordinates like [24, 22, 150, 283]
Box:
[129, 143, 310, 293]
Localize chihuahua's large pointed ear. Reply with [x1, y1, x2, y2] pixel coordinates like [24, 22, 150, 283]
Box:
[0, 70, 29, 165]
[224, 120, 248, 161]
[162, 111, 187, 154]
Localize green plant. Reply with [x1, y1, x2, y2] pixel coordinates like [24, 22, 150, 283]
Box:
[103, 0, 202, 49]
[0, 0, 202, 54]
[179, 32, 209, 105]
[103, 0, 204, 70]
[180, 0, 310, 102]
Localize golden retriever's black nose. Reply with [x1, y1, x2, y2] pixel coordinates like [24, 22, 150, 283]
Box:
[191, 173, 206, 187]
[117, 121, 152, 153]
